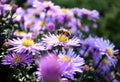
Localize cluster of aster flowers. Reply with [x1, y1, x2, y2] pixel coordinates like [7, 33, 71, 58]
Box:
[13, 0, 99, 34]
[0, 0, 119, 82]
[80, 36, 119, 72]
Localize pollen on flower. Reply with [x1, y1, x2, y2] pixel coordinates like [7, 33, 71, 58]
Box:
[61, 8, 69, 13]
[8, 5, 12, 10]
[60, 56, 71, 62]
[14, 31, 26, 36]
[57, 34, 68, 42]
[35, 8, 41, 13]
[30, 14, 35, 19]
[102, 58, 108, 65]
[22, 39, 34, 46]
[13, 56, 21, 63]
[77, 22, 82, 27]
[105, 48, 113, 57]
[39, 20, 45, 26]
[43, 1, 49, 5]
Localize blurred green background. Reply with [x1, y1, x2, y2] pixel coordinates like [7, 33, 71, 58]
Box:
[52, 0, 120, 49]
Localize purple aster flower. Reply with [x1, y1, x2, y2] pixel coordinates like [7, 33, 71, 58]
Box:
[0, 4, 12, 15]
[77, 8, 99, 21]
[71, 8, 80, 14]
[97, 56, 117, 72]
[60, 62, 74, 80]
[8, 38, 45, 53]
[58, 48, 84, 80]
[79, 35, 99, 57]
[41, 32, 80, 49]
[59, 8, 73, 18]
[95, 38, 119, 57]
[2, 52, 33, 66]
[79, 36, 101, 67]
[94, 38, 119, 72]
[36, 54, 62, 82]
[22, 8, 48, 33]
[13, 7, 25, 21]
[2, 4, 12, 11]
[33, 0, 55, 11]
[88, 10, 99, 21]
[13, 31, 37, 39]
[30, 19, 46, 32]
[112, 79, 119, 82]
[67, 18, 77, 34]
[27, 0, 35, 5]
[33, 0, 61, 18]
[46, 22, 55, 32]
[12, 4, 18, 11]
[54, 8, 73, 25]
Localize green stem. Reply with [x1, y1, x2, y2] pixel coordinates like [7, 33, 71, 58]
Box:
[78, 71, 89, 82]
[95, 55, 106, 70]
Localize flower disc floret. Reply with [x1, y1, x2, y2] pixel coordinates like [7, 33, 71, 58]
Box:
[60, 55, 71, 62]
[13, 56, 21, 63]
[102, 58, 108, 65]
[57, 34, 68, 43]
[105, 48, 113, 57]
[22, 38, 34, 46]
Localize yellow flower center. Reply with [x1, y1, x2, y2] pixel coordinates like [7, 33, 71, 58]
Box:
[102, 58, 108, 65]
[38, 20, 45, 26]
[60, 56, 71, 62]
[57, 34, 68, 42]
[13, 56, 21, 63]
[30, 14, 35, 19]
[35, 8, 41, 13]
[8, 5, 12, 10]
[43, 1, 49, 5]
[77, 22, 82, 27]
[61, 8, 69, 13]
[105, 48, 113, 57]
[22, 39, 34, 46]
[15, 31, 26, 36]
